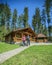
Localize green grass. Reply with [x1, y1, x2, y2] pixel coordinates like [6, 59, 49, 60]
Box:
[0, 42, 20, 53]
[0, 45, 52, 65]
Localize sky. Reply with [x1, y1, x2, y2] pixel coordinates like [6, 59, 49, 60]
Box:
[0, 0, 46, 27]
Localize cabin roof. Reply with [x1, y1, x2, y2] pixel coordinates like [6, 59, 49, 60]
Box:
[4, 27, 37, 37]
[37, 33, 46, 38]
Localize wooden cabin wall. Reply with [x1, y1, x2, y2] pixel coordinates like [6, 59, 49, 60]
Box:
[44, 39, 48, 42]
[36, 38, 48, 43]
[5, 33, 15, 43]
[13, 32, 36, 42]
[5, 35, 11, 43]
[13, 32, 22, 42]
[37, 39, 44, 43]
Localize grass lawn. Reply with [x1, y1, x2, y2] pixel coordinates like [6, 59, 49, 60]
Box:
[0, 45, 52, 65]
[0, 42, 20, 53]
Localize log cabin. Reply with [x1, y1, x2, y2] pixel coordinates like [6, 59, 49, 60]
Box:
[35, 33, 48, 42]
[5, 28, 37, 43]
[4, 28, 48, 43]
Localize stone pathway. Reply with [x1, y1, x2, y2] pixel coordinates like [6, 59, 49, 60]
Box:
[0, 43, 52, 64]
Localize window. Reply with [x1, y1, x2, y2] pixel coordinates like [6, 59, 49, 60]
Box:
[16, 33, 21, 38]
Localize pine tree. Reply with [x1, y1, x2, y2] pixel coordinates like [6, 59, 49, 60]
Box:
[35, 8, 41, 33]
[4, 3, 11, 32]
[18, 15, 23, 28]
[44, 0, 52, 36]
[32, 15, 37, 32]
[12, 9, 17, 30]
[23, 7, 29, 28]
[41, 9, 47, 36]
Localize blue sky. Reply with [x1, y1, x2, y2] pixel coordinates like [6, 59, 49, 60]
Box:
[0, 0, 46, 27]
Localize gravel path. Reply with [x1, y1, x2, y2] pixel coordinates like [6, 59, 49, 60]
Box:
[0, 43, 52, 64]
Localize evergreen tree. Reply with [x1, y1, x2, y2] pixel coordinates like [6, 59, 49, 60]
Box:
[41, 9, 47, 35]
[4, 3, 11, 32]
[0, 4, 5, 27]
[32, 15, 37, 32]
[12, 9, 17, 30]
[44, 0, 52, 36]
[23, 7, 29, 28]
[0, 3, 11, 32]
[35, 8, 41, 33]
[18, 14, 23, 28]
[0, 3, 11, 40]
